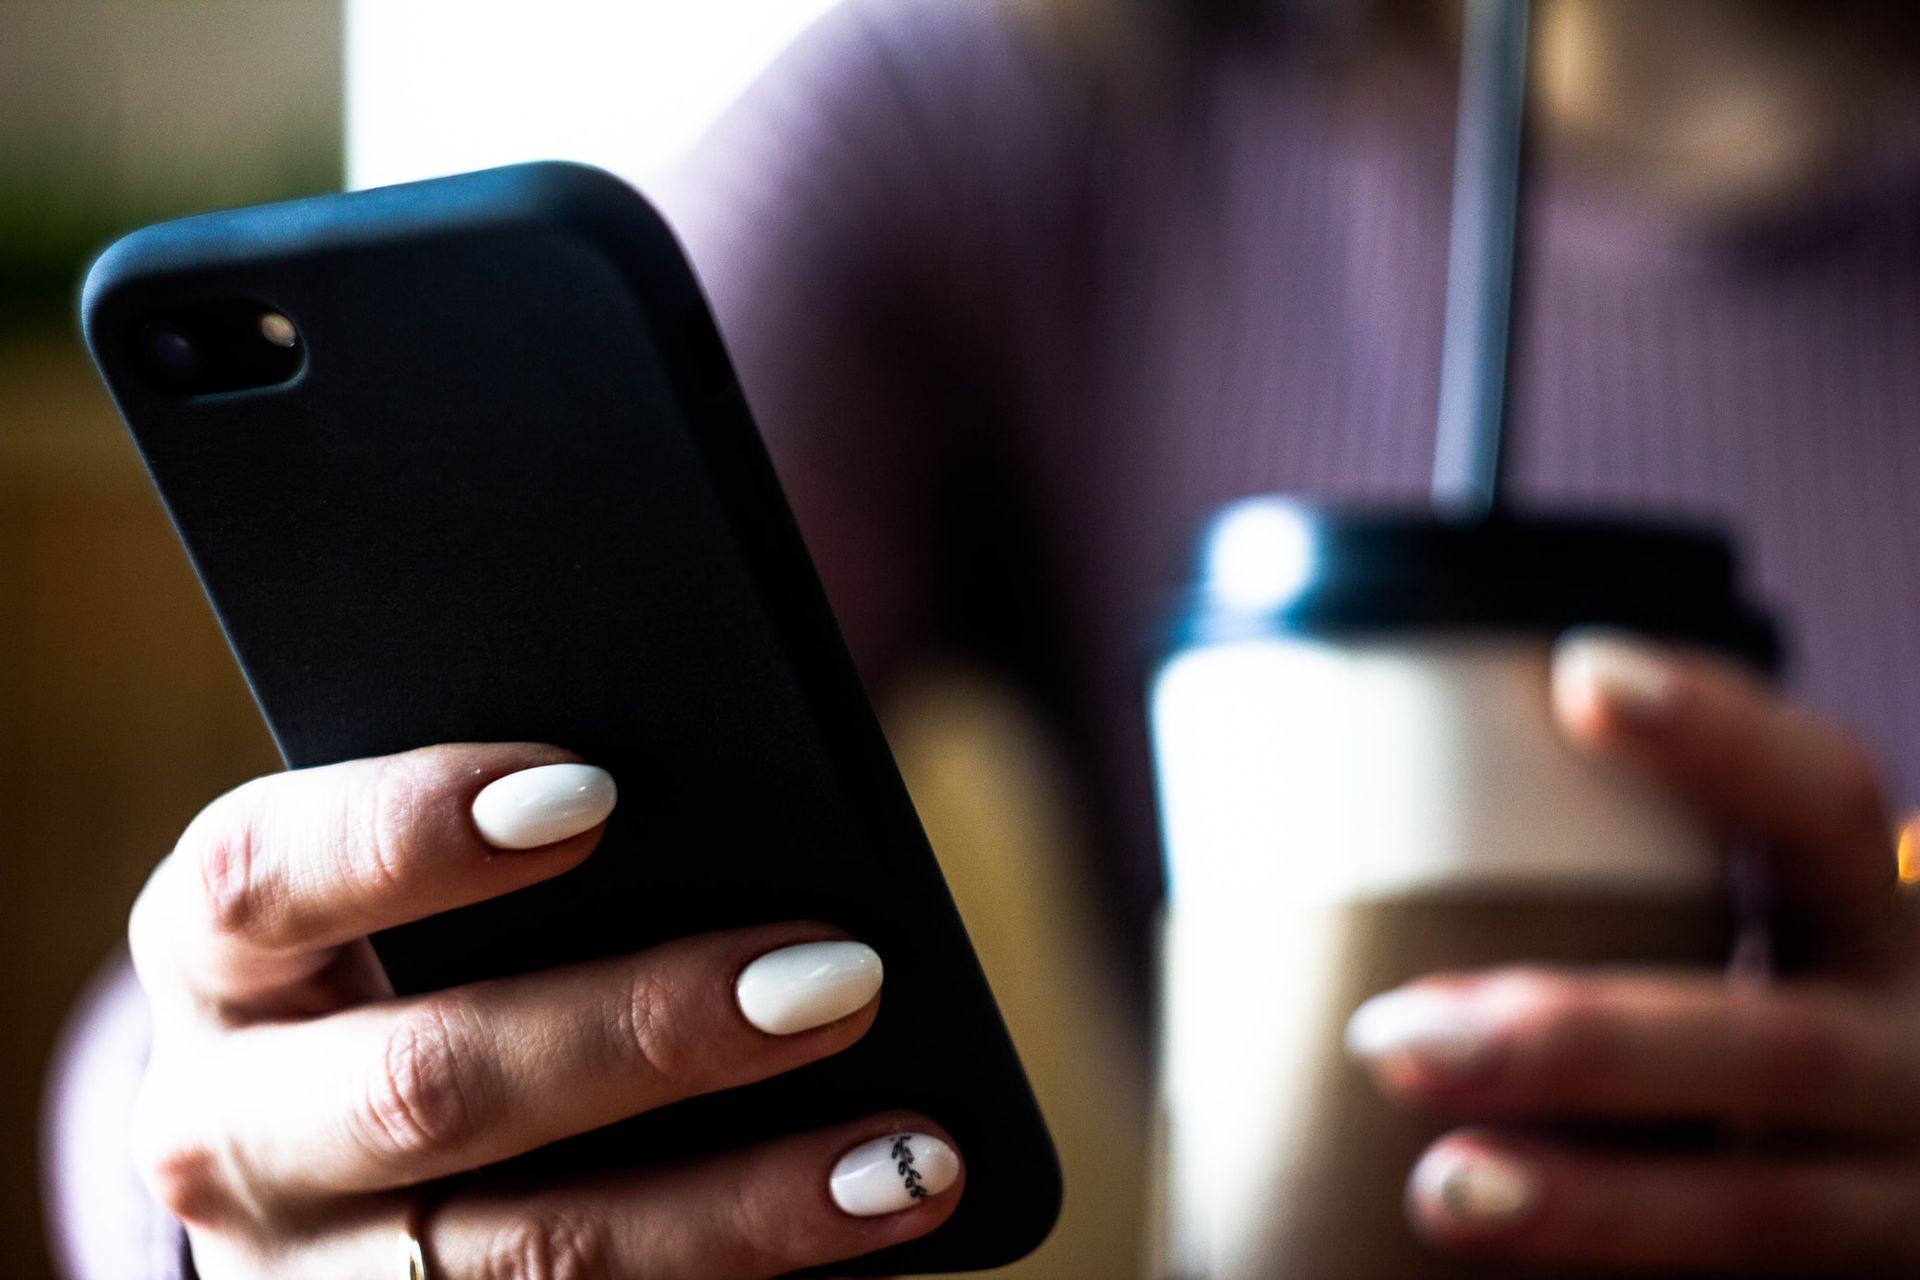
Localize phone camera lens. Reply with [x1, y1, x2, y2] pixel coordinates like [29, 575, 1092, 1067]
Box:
[145, 328, 197, 378]
[132, 300, 300, 394]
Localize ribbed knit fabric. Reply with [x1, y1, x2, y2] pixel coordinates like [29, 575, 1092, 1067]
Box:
[658, 0, 1920, 951]
[47, 3, 1920, 1275]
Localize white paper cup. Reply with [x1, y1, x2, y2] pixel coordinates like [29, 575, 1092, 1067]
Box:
[1147, 500, 1776, 1279]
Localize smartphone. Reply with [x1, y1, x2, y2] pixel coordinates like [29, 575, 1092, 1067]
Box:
[81, 161, 1060, 1274]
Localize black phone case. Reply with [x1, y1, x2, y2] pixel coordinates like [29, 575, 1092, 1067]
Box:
[82, 162, 1061, 1274]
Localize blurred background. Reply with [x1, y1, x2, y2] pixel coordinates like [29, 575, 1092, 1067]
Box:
[0, 3, 1143, 1276]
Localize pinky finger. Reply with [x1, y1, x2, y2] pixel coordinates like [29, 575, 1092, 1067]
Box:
[429, 1113, 962, 1280]
[1408, 1130, 1920, 1275]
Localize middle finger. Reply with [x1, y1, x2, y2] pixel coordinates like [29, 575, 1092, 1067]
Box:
[174, 923, 884, 1204]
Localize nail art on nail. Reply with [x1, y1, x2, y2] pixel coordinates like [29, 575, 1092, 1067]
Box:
[1411, 1146, 1540, 1228]
[736, 941, 883, 1035]
[471, 763, 617, 850]
[1344, 989, 1501, 1080]
[830, 1133, 960, 1217]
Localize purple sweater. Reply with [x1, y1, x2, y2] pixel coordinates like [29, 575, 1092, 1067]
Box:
[45, 2, 1920, 1274]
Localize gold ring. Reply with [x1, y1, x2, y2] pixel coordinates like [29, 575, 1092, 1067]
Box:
[399, 1207, 429, 1280]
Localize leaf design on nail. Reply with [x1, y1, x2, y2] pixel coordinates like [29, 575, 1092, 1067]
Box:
[890, 1135, 929, 1200]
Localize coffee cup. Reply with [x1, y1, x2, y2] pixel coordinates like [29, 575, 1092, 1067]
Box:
[1148, 499, 1778, 1278]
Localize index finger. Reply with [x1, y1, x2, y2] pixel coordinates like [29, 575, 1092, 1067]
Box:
[1551, 630, 1897, 970]
[130, 743, 616, 1010]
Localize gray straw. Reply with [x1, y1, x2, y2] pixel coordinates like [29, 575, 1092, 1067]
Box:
[1430, 0, 1531, 516]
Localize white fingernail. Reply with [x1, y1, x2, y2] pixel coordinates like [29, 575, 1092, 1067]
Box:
[1552, 628, 1676, 722]
[736, 941, 883, 1035]
[1345, 989, 1501, 1078]
[471, 763, 617, 850]
[1410, 1145, 1540, 1228]
[829, 1132, 960, 1216]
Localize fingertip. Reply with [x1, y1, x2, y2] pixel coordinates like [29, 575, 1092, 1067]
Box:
[1344, 986, 1505, 1093]
[1406, 1133, 1544, 1248]
[746, 1113, 965, 1269]
[470, 760, 618, 851]
[736, 940, 885, 1036]
[828, 1127, 964, 1218]
[1551, 628, 1679, 746]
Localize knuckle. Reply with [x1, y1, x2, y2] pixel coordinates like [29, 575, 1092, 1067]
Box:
[360, 756, 428, 898]
[188, 781, 274, 941]
[616, 967, 698, 1085]
[480, 1206, 618, 1280]
[353, 1002, 491, 1162]
[135, 1138, 230, 1227]
[130, 1078, 235, 1226]
[725, 1185, 835, 1275]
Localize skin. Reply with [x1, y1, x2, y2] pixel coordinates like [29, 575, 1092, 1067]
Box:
[127, 743, 951, 1278]
[125, 7, 1920, 1275]
[1363, 640, 1920, 1273]
[1361, 14, 1920, 1259]
[130, 665, 1919, 1277]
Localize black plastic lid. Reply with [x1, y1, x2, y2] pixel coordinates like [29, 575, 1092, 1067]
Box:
[1176, 500, 1781, 671]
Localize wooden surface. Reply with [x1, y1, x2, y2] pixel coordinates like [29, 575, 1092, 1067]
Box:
[0, 340, 1147, 1278]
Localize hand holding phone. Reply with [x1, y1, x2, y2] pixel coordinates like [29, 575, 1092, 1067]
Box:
[127, 741, 964, 1277]
[85, 162, 1059, 1275]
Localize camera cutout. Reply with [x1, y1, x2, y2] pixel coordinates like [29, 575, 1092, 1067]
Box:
[129, 298, 304, 395]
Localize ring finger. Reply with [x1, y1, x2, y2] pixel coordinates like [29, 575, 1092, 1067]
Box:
[190, 1115, 965, 1280]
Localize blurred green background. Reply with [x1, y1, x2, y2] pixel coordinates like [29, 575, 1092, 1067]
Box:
[1, 3, 342, 327]
[2, 5, 340, 1276]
